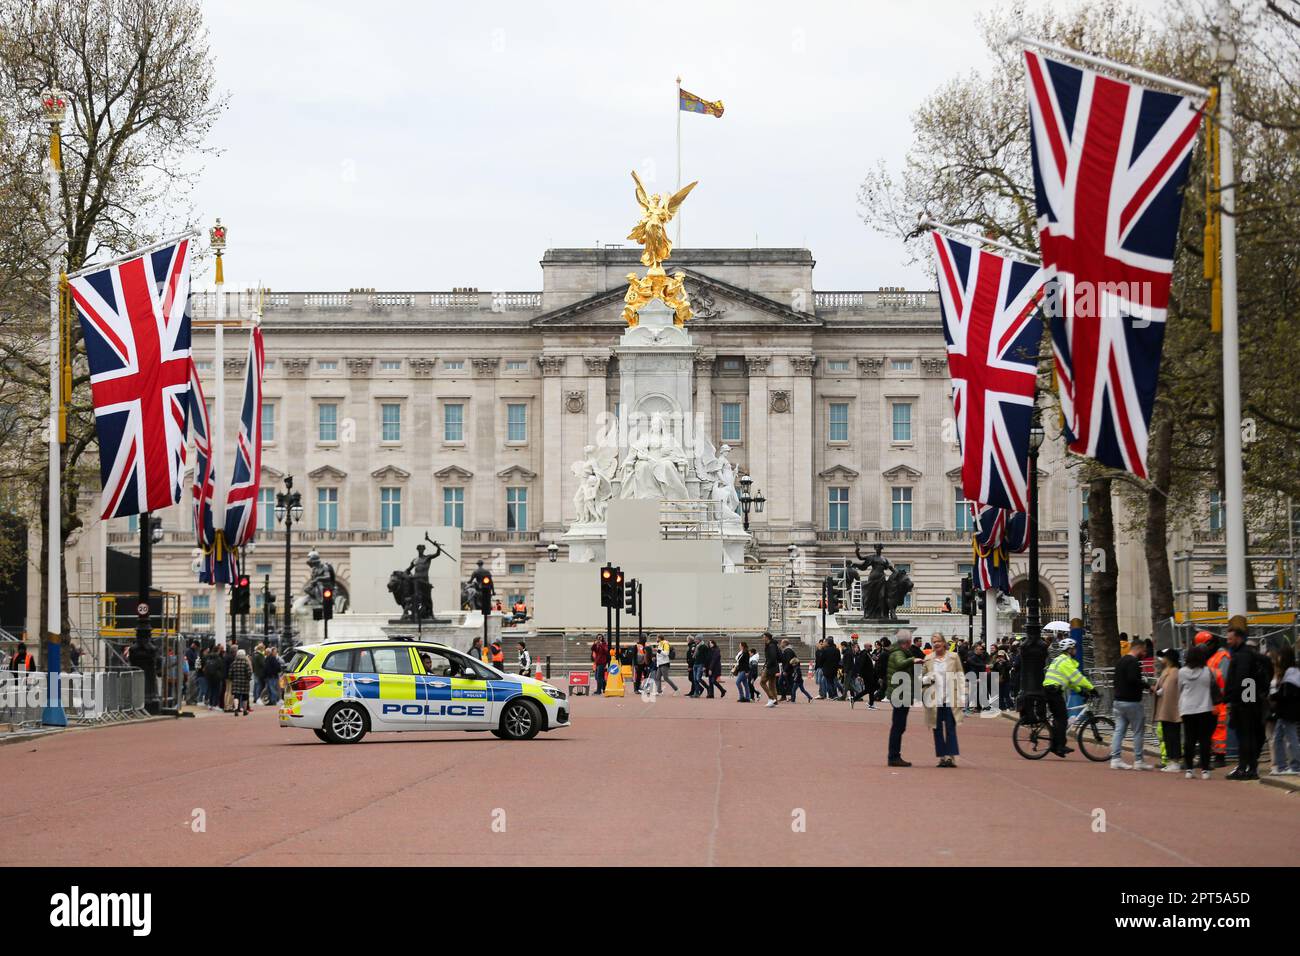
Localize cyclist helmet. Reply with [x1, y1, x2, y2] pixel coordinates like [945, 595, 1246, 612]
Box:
[1053, 637, 1076, 654]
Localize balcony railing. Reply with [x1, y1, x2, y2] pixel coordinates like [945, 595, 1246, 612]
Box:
[812, 529, 1070, 544]
[189, 290, 544, 319]
[814, 290, 938, 312]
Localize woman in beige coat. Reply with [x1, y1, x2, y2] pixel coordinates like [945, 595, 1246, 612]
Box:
[1154, 647, 1183, 772]
[921, 633, 967, 767]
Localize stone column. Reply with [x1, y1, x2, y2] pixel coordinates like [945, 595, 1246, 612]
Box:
[922, 357, 949, 529]
[693, 353, 715, 451]
[410, 357, 437, 524]
[790, 354, 816, 533]
[471, 358, 499, 529]
[539, 354, 566, 532]
[345, 356, 373, 529]
[857, 356, 884, 529]
[745, 354, 770, 517]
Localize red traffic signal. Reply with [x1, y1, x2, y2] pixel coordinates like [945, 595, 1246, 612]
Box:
[482, 574, 492, 587]
[322, 587, 333, 600]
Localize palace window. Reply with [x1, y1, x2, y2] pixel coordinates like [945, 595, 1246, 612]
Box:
[380, 487, 402, 530]
[444, 360, 465, 371]
[721, 402, 742, 442]
[891, 358, 914, 371]
[258, 487, 276, 532]
[507, 403, 528, 443]
[261, 402, 275, 442]
[443, 487, 464, 528]
[191, 593, 210, 629]
[1209, 491, 1224, 531]
[505, 360, 528, 372]
[509, 563, 526, 575]
[443, 403, 464, 442]
[891, 487, 913, 531]
[380, 360, 402, 372]
[381, 403, 401, 442]
[826, 359, 850, 373]
[955, 488, 973, 532]
[317, 487, 339, 531]
[829, 402, 849, 443]
[506, 487, 528, 531]
[318, 360, 337, 372]
[891, 401, 912, 442]
[318, 403, 338, 442]
[828, 486, 849, 531]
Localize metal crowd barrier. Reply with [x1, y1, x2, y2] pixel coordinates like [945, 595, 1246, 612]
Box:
[0, 668, 147, 731]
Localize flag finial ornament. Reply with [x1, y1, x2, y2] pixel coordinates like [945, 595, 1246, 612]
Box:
[40, 89, 68, 125]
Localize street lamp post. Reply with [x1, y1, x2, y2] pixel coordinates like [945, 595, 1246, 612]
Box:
[737, 474, 766, 532]
[1019, 413, 1048, 713]
[276, 475, 303, 648]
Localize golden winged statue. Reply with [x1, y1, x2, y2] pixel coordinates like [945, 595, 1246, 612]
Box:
[622, 171, 698, 327]
[628, 171, 696, 269]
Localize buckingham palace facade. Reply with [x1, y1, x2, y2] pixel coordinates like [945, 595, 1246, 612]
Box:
[62, 246, 1227, 637]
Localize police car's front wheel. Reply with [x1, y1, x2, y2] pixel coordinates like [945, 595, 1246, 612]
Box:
[323, 702, 369, 744]
[497, 699, 542, 741]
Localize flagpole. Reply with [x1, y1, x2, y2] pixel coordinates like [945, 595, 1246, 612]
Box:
[1013, 34, 1209, 99]
[1216, 4, 1246, 616]
[212, 219, 228, 648]
[676, 75, 682, 249]
[66, 230, 201, 280]
[1067, 466, 1083, 621]
[41, 91, 68, 726]
[919, 214, 1041, 262]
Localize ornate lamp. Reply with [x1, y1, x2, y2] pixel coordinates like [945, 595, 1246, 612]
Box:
[547, 542, 559, 563]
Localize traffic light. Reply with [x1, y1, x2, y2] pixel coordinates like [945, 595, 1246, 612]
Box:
[232, 574, 251, 614]
[321, 585, 335, 621]
[960, 574, 974, 616]
[599, 563, 622, 608]
[823, 575, 842, 614]
[478, 572, 494, 613]
[624, 578, 638, 616]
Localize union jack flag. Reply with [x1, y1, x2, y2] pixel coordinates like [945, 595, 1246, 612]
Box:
[188, 359, 215, 552]
[70, 238, 194, 519]
[971, 504, 1030, 592]
[223, 327, 265, 550]
[1024, 48, 1204, 478]
[932, 231, 1046, 513]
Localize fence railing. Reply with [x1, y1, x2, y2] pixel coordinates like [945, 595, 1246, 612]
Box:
[0, 668, 146, 731]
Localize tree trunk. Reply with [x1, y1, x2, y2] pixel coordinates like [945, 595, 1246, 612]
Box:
[1089, 477, 1121, 669]
[1145, 409, 1175, 639]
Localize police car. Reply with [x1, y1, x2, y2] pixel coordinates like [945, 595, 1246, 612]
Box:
[277, 638, 569, 743]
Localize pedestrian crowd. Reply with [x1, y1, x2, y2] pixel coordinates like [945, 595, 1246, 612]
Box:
[183, 640, 284, 716]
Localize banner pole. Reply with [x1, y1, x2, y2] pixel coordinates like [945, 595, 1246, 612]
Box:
[42, 93, 67, 726]
[1216, 5, 1246, 615]
[213, 223, 228, 648]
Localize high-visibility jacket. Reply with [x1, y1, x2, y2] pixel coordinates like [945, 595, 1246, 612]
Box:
[1043, 654, 1094, 693]
[9, 652, 34, 672]
[491, 646, 504, 665]
[1208, 648, 1231, 754]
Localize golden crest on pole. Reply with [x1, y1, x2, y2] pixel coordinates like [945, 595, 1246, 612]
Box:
[621, 171, 697, 327]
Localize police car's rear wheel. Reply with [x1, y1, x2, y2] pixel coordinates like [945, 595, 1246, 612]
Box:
[324, 702, 368, 744]
[498, 699, 541, 741]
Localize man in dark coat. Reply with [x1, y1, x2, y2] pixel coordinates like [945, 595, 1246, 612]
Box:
[1224, 616, 1268, 780]
[706, 640, 727, 698]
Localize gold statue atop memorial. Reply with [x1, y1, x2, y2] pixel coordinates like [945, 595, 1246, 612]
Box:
[622, 171, 697, 327]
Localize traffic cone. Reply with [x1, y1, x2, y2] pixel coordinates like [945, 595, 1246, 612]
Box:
[534, 656, 544, 681]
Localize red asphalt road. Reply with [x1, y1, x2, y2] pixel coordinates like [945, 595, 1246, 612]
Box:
[1, 690, 1296, 867]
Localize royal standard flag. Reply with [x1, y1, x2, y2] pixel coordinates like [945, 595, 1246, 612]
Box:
[679, 88, 724, 117]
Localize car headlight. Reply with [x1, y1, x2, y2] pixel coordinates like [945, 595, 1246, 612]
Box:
[543, 686, 565, 700]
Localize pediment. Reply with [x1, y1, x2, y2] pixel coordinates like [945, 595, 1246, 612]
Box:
[529, 269, 820, 329]
[945, 466, 963, 481]
[882, 464, 923, 481]
[371, 465, 411, 481]
[497, 465, 538, 481]
[261, 464, 286, 481]
[819, 465, 860, 480]
[308, 465, 347, 481]
[434, 465, 474, 481]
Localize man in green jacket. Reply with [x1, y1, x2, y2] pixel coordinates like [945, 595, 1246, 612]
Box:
[886, 631, 920, 767]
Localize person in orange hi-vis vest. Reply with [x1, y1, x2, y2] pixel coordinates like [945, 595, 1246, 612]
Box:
[1196, 631, 1232, 764]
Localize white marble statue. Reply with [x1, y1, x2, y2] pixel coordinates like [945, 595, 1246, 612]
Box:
[618, 413, 690, 501]
[571, 444, 618, 525]
[693, 436, 742, 522]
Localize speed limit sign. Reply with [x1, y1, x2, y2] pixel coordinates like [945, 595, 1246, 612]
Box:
[136, 602, 150, 617]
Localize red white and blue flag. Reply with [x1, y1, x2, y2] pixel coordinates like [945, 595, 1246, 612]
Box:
[932, 231, 1046, 514]
[972, 504, 1030, 592]
[1024, 48, 1203, 478]
[188, 359, 215, 553]
[70, 238, 194, 519]
[223, 327, 265, 550]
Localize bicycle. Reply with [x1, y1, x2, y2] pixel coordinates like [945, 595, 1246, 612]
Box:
[1012, 691, 1115, 762]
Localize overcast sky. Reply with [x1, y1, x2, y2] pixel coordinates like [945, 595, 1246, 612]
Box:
[191, 0, 1067, 294]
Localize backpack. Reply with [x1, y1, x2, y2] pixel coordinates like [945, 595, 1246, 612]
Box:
[669, 645, 677, 661]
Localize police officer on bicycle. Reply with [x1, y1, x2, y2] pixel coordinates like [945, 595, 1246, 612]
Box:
[1042, 638, 1097, 758]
